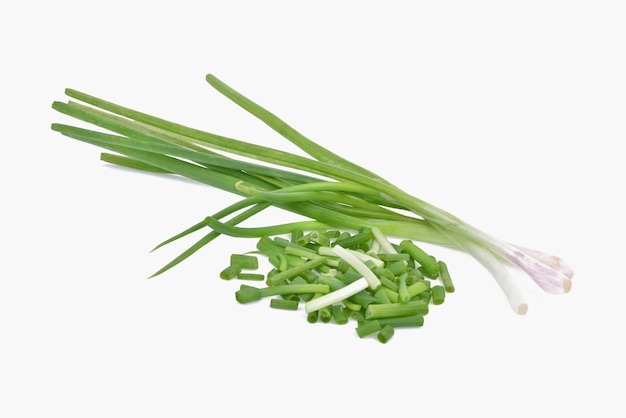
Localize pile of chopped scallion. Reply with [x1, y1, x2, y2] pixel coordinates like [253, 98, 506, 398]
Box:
[221, 227, 453, 343]
[50, 73, 573, 341]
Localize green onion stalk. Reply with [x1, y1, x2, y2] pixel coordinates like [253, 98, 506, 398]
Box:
[50, 73, 573, 314]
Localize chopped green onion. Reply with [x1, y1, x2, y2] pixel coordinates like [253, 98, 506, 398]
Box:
[319, 307, 332, 323]
[378, 275, 399, 292]
[289, 276, 315, 301]
[368, 239, 381, 255]
[385, 261, 407, 276]
[418, 291, 432, 304]
[350, 310, 366, 322]
[298, 269, 319, 283]
[220, 264, 241, 280]
[260, 283, 329, 298]
[341, 270, 363, 284]
[381, 287, 399, 303]
[356, 320, 382, 338]
[407, 281, 430, 299]
[266, 257, 327, 286]
[431, 285, 446, 305]
[235, 285, 262, 304]
[318, 275, 346, 291]
[230, 254, 259, 270]
[333, 230, 373, 249]
[305, 278, 369, 313]
[398, 272, 410, 303]
[307, 310, 319, 323]
[377, 325, 395, 344]
[309, 230, 331, 247]
[331, 305, 349, 325]
[407, 268, 425, 284]
[270, 298, 299, 310]
[347, 289, 379, 309]
[342, 299, 362, 311]
[365, 300, 429, 319]
[291, 229, 304, 243]
[278, 237, 319, 251]
[237, 273, 265, 281]
[257, 236, 283, 255]
[324, 245, 381, 290]
[371, 226, 397, 254]
[378, 253, 411, 262]
[374, 288, 392, 304]
[438, 260, 455, 293]
[399, 240, 440, 278]
[380, 268, 396, 281]
[376, 315, 424, 328]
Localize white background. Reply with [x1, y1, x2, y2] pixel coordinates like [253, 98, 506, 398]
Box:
[2, 1, 625, 417]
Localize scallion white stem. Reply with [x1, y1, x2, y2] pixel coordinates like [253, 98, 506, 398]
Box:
[371, 226, 397, 254]
[305, 278, 369, 313]
[321, 245, 381, 290]
[341, 248, 385, 269]
[463, 239, 528, 315]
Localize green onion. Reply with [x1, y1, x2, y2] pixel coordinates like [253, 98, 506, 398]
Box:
[374, 288, 392, 304]
[348, 289, 380, 309]
[323, 245, 381, 290]
[257, 236, 283, 255]
[235, 285, 262, 304]
[51, 73, 573, 328]
[318, 275, 346, 291]
[288, 276, 314, 301]
[398, 240, 439, 278]
[319, 307, 332, 323]
[220, 264, 241, 280]
[438, 260, 455, 293]
[309, 230, 332, 247]
[381, 287, 399, 303]
[378, 253, 411, 262]
[431, 285, 446, 305]
[341, 270, 363, 284]
[237, 273, 265, 281]
[371, 226, 397, 255]
[419, 291, 432, 304]
[407, 281, 430, 299]
[270, 298, 299, 310]
[266, 257, 327, 286]
[259, 283, 329, 298]
[378, 275, 399, 292]
[376, 315, 424, 328]
[333, 230, 373, 249]
[307, 310, 319, 323]
[407, 268, 425, 284]
[377, 325, 395, 344]
[331, 305, 349, 325]
[356, 320, 382, 338]
[385, 261, 407, 276]
[342, 299, 362, 312]
[397, 272, 410, 304]
[305, 278, 369, 313]
[365, 300, 429, 319]
[230, 254, 259, 270]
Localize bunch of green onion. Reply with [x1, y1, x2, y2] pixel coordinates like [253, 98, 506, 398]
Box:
[50, 73, 573, 319]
